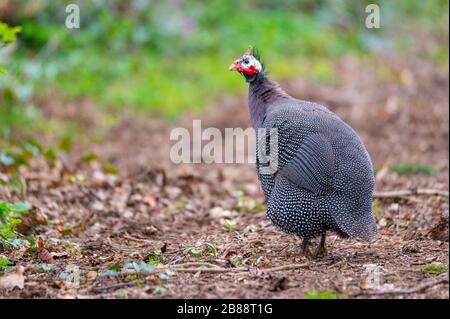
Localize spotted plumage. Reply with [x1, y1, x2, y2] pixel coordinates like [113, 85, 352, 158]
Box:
[230, 47, 378, 256]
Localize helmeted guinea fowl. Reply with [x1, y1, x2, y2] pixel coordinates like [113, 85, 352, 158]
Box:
[229, 47, 378, 257]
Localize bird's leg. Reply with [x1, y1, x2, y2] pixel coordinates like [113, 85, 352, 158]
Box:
[313, 231, 328, 258]
[299, 238, 311, 257]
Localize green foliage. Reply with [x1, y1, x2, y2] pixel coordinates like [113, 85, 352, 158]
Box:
[0, 22, 21, 75]
[153, 286, 167, 295]
[0, 200, 31, 248]
[0, 23, 21, 45]
[373, 199, 381, 221]
[390, 163, 438, 176]
[421, 263, 448, 275]
[235, 191, 266, 214]
[0, 139, 60, 176]
[1, 1, 447, 123]
[116, 290, 128, 299]
[183, 246, 203, 257]
[124, 260, 155, 274]
[41, 263, 55, 272]
[205, 242, 218, 257]
[224, 219, 237, 233]
[0, 2, 370, 118]
[0, 256, 12, 274]
[147, 251, 161, 266]
[305, 289, 346, 299]
[108, 263, 122, 273]
[183, 242, 219, 257]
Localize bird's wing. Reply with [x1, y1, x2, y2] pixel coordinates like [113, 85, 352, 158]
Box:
[279, 132, 335, 195]
[263, 102, 336, 195]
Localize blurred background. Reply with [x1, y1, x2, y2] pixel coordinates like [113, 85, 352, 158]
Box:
[0, 0, 448, 173]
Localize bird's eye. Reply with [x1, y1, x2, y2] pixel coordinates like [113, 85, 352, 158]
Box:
[243, 58, 250, 64]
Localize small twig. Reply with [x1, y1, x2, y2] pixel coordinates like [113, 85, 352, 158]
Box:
[122, 234, 153, 244]
[162, 262, 309, 274]
[355, 273, 449, 296]
[91, 263, 310, 293]
[80, 185, 103, 202]
[166, 267, 247, 273]
[170, 262, 222, 268]
[257, 263, 309, 272]
[374, 188, 449, 199]
[91, 282, 136, 293]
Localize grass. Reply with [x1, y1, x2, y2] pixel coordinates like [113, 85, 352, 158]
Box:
[390, 163, 439, 176]
[305, 289, 346, 299]
[1, 1, 448, 147]
[8, 4, 370, 120]
[421, 263, 448, 275]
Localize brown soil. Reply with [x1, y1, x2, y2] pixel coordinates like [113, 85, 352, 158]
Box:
[0, 55, 448, 299]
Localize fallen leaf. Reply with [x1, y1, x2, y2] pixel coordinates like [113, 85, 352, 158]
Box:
[38, 237, 44, 252]
[51, 251, 69, 259]
[269, 277, 288, 292]
[209, 206, 232, 219]
[143, 195, 157, 207]
[428, 216, 449, 242]
[16, 205, 48, 234]
[86, 271, 98, 281]
[39, 249, 54, 264]
[0, 266, 25, 291]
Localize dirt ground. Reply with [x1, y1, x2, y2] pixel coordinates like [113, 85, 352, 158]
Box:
[0, 55, 448, 299]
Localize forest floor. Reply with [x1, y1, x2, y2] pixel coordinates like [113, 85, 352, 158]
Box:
[0, 55, 449, 299]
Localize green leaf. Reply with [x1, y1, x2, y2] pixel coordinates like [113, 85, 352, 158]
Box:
[124, 261, 155, 274]
[0, 201, 9, 216]
[108, 263, 122, 272]
[205, 242, 217, 257]
[100, 269, 119, 277]
[373, 200, 381, 221]
[183, 247, 202, 257]
[235, 194, 266, 213]
[80, 152, 98, 163]
[116, 290, 128, 299]
[8, 201, 31, 214]
[0, 22, 21, 45]
[103, 163, 119, 175]
[44, 148, 58, 162]
[224, 219, 237, 233]
[0, 256, 11, 267]
[147, 251, 161, 266]
[58, 136, 73, 153]
[153, 286, 167, 294]
[0, 256, 12, 274]
[0, 153, 14, 166]
[41, 263, 55, 272]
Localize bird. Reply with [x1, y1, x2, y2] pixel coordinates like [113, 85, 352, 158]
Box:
[229, 47, 378, 257]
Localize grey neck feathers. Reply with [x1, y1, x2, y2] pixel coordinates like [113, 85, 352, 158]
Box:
[247, 72, 290, 128]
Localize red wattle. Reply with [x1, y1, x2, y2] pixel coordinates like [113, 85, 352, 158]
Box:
[241, 65, 258, 76]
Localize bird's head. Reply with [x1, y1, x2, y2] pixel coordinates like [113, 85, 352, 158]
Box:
[229, 46, 264, 83]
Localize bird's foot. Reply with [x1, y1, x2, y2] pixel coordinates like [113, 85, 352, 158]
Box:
[313, 243, 327, 258]
[299, 239, 312, 257]
[312, 232, 328, 259]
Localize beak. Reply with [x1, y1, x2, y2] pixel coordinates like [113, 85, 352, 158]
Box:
[229, 59, 240, 71]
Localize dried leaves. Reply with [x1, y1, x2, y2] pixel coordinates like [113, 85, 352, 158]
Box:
[0, 265, 24, 291]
